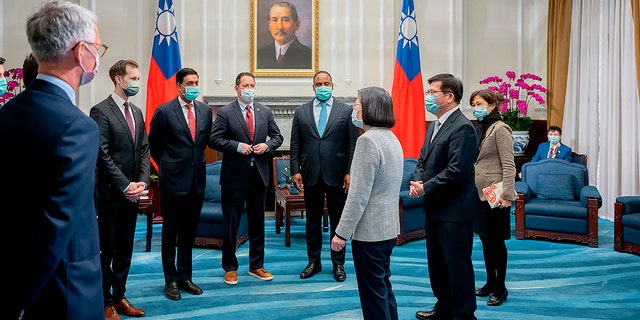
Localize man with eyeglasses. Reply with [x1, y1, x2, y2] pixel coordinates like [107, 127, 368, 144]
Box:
[1, 1, 106, 319]
[410, 74, 481, 320]
[257, 1, 312, 69]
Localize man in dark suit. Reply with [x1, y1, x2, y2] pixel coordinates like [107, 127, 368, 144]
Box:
[90, 59, 149, 319]
[257, 1, 312, 69]
[148, 67, 212, 301]
[210, 72, 283, 285]
[410, 73, 481, 320]
[290, 70, 359, 282]
[1, 1, 105, 318]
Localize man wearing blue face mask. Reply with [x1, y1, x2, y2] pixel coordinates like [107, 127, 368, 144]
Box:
[149, 67, 213, 301]
[290, 70, 359, 282]
[530, 126, 573, 162]
[210, 71, 283, 286]
[90, 59, 149, 319]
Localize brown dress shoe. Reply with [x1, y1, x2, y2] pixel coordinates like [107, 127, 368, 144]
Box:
[105, 305, 122, 320]
[115, 298, 146, 317]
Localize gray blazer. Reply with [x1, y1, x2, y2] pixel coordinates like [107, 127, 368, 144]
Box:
[474, 121, 517, 201]
[335, 127, 403, 242]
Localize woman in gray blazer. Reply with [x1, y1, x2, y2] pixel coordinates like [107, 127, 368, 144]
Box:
[470, 89, 517, 307]
[331, 87, 403, 320]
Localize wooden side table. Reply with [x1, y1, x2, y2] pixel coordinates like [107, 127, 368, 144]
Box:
[274, 187, 328, 247]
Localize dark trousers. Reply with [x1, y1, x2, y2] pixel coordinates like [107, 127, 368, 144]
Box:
[426, 219, 477, 319]
[479, 235, 508, 292]
[352, 238, 398, 320]
[304, 179, 346, 267]
[222, 166, 266, 271]
[160, 183, 204, 284]
[97, 196, 138, 306]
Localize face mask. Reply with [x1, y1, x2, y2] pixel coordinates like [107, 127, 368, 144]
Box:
[472, 105, 488, 121]
[424, 95, 440, 115]
[241, 88, 256, 102]
[183, 85, 200, 101]
[0, 78, 7, 95]
[548, 135, 560, 145]
[351, 109, 364, 129]
[315, 86, 332, 101]
[79, 43, 99, 86]
[123, 80, 140, 97]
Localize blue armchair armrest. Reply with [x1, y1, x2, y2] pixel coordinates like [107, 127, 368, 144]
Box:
[515, 181, 531, 202]
[616, 196, 640, 213]
[580, 185, 602, 208]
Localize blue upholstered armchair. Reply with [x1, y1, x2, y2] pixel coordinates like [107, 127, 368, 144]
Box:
[396, 158, 425, 245]
[514, 159, 602, 247]
[614, 196, 640, 255]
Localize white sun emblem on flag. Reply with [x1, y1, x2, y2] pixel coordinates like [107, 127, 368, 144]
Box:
[155, 2, 178, 46]
[398, 8, 418, 48]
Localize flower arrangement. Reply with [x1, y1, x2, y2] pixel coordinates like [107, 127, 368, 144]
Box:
[479, 71, 547, 131]
[1, 67, 24, 104]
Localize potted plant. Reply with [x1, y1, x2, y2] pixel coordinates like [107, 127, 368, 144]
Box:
[1, 67, 24, 104]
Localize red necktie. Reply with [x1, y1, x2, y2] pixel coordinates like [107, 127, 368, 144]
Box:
[277, 48, 283, 64]
[124, 101, 135, 142]
[246, 105, 254, 140]
[548, 146, 555, 158]
[186, 104, 196, 141]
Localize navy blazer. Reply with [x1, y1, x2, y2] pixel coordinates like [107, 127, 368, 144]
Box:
[0, 79, 104, 319]
[257, 37, 312, 69]
[413, 108, 481, 222]
[90, 95, 150, 198]
[148, 97, 213, 195]
[209, 100, 283, 187]
[531, 141, 573, 162]
[289, 98, 359, 187]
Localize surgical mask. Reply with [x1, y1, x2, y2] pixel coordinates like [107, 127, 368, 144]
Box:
[241, 88, 256, 102]
[548, 135, 560, 145]
[123, 80, 140, 97]
[315, 86, 332, 101]
[472, 106, 488, 121]
[183, 85, 200, 101]
[0, 78, 7, 95]
[79, 43, 99, 86]
[424, 95, 440, 115]
[351, 109, 364, 129]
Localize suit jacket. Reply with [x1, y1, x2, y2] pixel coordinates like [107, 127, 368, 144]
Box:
[531, 141, 572, 162]
[413, 108, 481, 222]
[0, 79, 104, 319]
[90, 95, 150, 199]
[474, 121, 517, 201]
[257, 37, 312, 69]
[209, 100, 283, 187]
[290, 98, 359, 187]
[148, 97, 213, 195]
[335, 127, 404, 242]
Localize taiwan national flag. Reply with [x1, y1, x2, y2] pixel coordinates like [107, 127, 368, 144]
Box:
[146, 0, 181, 133]
[391, 0, 425, 159]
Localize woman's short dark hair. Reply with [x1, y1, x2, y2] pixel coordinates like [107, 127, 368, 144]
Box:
[469, 89, 504, 109]
[358, 86, 395, 128]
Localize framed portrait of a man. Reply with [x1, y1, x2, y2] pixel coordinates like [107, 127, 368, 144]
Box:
[250, 0, 319, 77]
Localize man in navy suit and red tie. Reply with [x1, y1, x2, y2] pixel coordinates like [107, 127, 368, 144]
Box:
[149, 67, 212, 301]
[290, 70, 359, 282]
[1, 1, 105, 318]
[210, 72, 283, 285]
[90, 59, 149, 319]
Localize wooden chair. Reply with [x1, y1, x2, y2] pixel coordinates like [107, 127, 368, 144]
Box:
[614, 196, 640, 255]
[571, 151, 587, 167]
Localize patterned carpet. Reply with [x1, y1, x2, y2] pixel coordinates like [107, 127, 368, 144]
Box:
[124, 214, 640, 320]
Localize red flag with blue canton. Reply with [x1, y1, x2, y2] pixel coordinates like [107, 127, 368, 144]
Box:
[391, 0, 425, 158]
[146, 0, 181, 133]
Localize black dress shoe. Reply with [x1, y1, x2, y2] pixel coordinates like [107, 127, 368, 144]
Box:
[300, 263, 322, 279]
[487, 289, 508, 306]
[475, 284, 495, 297]
[333, 265, 346, 282]
[164, 281, 181, 300]
[415, 310, 452, 320]
[179, 280, 203, 295]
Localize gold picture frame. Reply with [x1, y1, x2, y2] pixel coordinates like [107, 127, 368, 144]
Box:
[250, 0, 319, 77]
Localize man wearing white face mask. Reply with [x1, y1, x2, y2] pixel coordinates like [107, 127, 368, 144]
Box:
[90, 59, 149, 319]
[210, 71, 283, 286]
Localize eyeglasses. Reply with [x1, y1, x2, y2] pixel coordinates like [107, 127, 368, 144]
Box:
[425, 90, 450, 96]
[72, 41, 109, 58]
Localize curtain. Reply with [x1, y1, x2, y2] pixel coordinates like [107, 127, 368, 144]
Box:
[632, 0, 640, 97]
[547, 0, 573, 128]
[563, 0, 640, 220]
